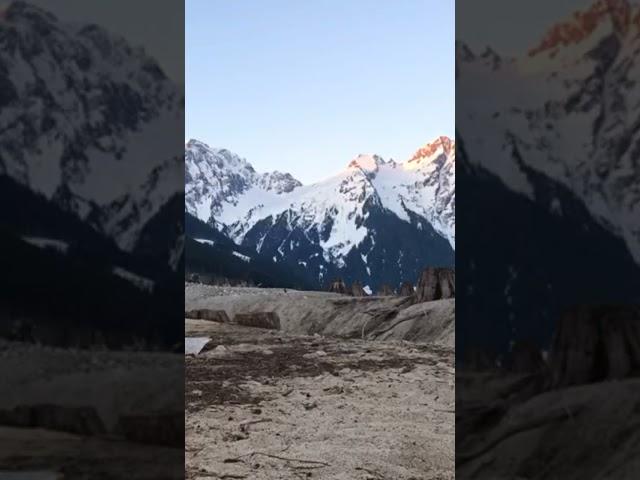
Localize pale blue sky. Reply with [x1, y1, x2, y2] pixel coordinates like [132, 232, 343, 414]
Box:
[186, 0, 454, 183]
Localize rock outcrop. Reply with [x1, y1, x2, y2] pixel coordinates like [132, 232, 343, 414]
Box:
[0, 404, 106, 436]
[234, 312, 281, 330]
[414, 267, 455, 303]
[549, 305, 640, 387]
[185, 309, 230, 323]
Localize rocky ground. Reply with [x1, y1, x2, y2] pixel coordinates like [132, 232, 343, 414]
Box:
[185, 319, 455, 480]
[0, 339, 184, 478]
[456, 370, 640, 479]
[185, 283, 454, 347]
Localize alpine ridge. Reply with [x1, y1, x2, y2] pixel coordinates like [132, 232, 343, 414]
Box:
[0, 1, 184, 268]
[456, 0, 640, 357]
[457, 0, 640, 265]
[185, 138, 455, 291]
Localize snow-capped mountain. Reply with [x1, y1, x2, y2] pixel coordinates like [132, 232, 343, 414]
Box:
[456, 0, 640, 357]
[0, 1, 184, 267]
[185, 137, 455, 290]
[457, 0, 640, 264]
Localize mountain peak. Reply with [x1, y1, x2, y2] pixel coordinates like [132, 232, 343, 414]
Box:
[186, 139, 211, 150]
[347, 154, 385, 172]
[408, 136, 455, 164]
[0, 1, 60, 25]
[528, 0, 639, 57]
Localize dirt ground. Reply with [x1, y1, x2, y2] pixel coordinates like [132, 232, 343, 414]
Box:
[185, 283, 454, 347]
[185, 319, 454, 480]
[0, 339, 184, 479]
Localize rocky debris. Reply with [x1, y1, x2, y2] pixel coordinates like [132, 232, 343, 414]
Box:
[117, 412, 184, 447]
[185, 309, 230, 323]
[327, 278, 348, 294]
[185, 320, 454, 480]
[549, 305, 640, 388]
[186, 282, 455, 347]
[414, 267, 455, 303]
[398, 281, 414, 297]
[0, 404, 106, 436]
[234, 312, 281, 330]
[350, 281, 366, 297]
[377, 284, 395, 296]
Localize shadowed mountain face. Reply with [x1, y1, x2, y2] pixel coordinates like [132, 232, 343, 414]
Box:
[0, 1, 184, 262]
[184, 212, 312, 289]
[456, 141, 640, 359]
[185, 138, 455, 291]
[0, 2, 184, 349]
[456, 0, 640, 361]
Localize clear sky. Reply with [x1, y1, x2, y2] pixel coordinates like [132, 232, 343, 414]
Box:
[186, 0, 454, 184]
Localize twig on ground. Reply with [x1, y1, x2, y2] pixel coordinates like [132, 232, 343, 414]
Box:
[251, 452, 331, 466]
[355, 466, 385, 478]
[282, 387, 294, 397]
[239, 418, 272, 432]
[224, 451, 330, 467]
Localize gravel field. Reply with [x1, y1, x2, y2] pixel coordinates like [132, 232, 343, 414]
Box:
[186, 320, 454, 480]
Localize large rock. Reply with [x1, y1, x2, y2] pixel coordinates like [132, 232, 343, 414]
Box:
[549, 305, 640, 387]
[351, 281, 366, 297]
[414, 267, 455, 303]
[234, 312, 281, 330]
[117, 412, 184, 447]
[0, 404, 106, 435]
[185, 309, 230, 322]
[328, 278, 347, 294]
[398, 281, 414, 297]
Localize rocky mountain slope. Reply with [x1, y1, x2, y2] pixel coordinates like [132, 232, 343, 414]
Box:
[0, 1, 184, 266]
[457, 0, 640, 264]
[185, 137, 455, 291]
[0, 2, 183, 347]
[456, 0, 640, 358]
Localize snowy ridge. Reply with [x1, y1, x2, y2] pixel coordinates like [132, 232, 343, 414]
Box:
[185, 137, 455, 289]
[0, 1, 183, 260]
[457, 0, 640, 263]
[185, 137, 456, 268]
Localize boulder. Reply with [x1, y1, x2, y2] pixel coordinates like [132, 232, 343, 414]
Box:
[398, 281, 414, 297]
[328, 278, 348, 294]
[549, 305, 640, 388]
[234, 312, 281, 330]
[377, 284, 395, 296]
[351, 281, 366, 297]
[117, 412, 184, 447]
[185, 309, 230, 323]
[414, 267, 455, 303]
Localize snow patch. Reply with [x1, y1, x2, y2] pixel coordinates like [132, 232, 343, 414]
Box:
[22, 236, 69, 254]
[112, 267, 155, 292]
